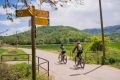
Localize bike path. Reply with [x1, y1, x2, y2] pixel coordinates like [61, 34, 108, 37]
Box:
[20, 48, 120, 80]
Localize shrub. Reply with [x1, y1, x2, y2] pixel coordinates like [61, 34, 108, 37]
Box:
[0, 63, 51, 80]
[0, 63, 31, 80]
[90, 36, 110, 51]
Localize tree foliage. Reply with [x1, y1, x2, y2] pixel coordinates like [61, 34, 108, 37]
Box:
[89, 35, 110, 51]
[0, 26, 90, 45]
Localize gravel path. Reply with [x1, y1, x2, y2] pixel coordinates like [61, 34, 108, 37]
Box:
[20, 48, 120, 80]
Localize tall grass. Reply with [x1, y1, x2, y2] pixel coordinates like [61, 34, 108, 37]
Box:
[108, 42, 120, 50]
[0, 48, 6, 55]
[0, 63, 51, 80]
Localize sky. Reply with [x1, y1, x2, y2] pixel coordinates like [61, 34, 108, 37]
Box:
[0, 0, 120, 36]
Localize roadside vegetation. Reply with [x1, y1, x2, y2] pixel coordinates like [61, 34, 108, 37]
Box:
[0, 48, 52, 80]
[0, 63, 50, 80]
[18, 43, 120, 69]
[0, 47, 28, 62]
[18, 36, 120, 69]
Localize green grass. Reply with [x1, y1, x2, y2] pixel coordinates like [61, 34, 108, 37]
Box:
[105, 42, 120, 68]
[0, 48, 28, 62]
[0, 63, 50, 80]
[16, 49, 27, 54]
[0, 48, 6, 55]
[108, 42, 120, 50]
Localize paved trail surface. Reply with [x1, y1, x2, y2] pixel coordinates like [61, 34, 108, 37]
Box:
[20, 48, 120, 80]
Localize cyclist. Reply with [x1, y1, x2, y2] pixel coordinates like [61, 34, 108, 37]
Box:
[60, 43, 66, 56]
[72, 41, 83, 67]
[59, 43, 66, 62]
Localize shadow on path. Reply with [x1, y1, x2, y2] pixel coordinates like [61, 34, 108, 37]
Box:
[54, 62, 66, 65]
[70, 67, 84, 70]
[70, 65, 103, 76]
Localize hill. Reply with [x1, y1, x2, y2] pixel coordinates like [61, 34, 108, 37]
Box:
[83, 25, 120, 34]
[2, 26, 90, 45]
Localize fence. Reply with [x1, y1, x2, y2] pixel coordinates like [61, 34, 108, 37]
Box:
[0, 54, 49, 78]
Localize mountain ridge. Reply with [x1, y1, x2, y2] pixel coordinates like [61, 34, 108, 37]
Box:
[83, 25, 120, 34]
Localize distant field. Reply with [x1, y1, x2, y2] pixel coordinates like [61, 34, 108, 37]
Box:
[19, 43, 89, 56]
[108, 42, 120, 50]
[19, 44, 74, 56]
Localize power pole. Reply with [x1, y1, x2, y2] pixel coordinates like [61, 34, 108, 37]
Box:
[99, 0, 105, 65]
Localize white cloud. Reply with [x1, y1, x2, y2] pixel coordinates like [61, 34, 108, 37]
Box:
[49, 0, 120, 29]
[0, 6, 7, 15]
[17, 2, 24, 6]
[0, 18, 21, 26]
[17, 26, 30, 32]
[1, 26, 30, 36]
[0, 6, 15, 15]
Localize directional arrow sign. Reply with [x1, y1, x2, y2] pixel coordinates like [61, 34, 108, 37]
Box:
[16, 9, 31, 17]
[35, 10, 49, 18]
[35, 18, 49, 26]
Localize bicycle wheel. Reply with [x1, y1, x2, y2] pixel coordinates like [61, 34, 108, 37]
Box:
[80, 59, 85, 69]
[63, 55, 67, 64]
[75, 56, 79, 66]
[58, 54, 62, 62]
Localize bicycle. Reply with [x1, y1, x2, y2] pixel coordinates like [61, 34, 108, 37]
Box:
[74, 55, 85, 69]
[58, 53, 67, 64]
[70, 51, 85, 69]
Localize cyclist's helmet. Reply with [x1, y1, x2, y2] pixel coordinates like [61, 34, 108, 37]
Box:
[77, 41, 80, 44]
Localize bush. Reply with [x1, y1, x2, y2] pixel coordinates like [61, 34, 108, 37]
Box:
[89, 36, 110, 51]
[0, 63, 51, 80]
[0, 63, 31, 80]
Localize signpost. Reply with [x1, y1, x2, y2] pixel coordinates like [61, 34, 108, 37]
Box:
[35, 18, 49, 26]
[16, 6, 49, 80]
[35, 9, 49, 18]
[16, 9, 31, 17]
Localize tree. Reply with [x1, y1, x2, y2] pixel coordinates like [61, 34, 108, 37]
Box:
[90, 36, 110, 51]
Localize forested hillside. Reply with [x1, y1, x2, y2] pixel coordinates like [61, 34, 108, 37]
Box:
[1, 26, 90, 45]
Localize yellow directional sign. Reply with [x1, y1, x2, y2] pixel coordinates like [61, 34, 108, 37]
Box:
[35, 18, 49, 26]
[35, 10, 49, 18]
[16, 9, 31, 17]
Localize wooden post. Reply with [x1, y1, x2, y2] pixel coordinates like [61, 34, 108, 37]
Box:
[31, 6, 36, 80]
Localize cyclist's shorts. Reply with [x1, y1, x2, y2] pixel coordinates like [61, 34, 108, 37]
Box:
[77, 52, 82, 59]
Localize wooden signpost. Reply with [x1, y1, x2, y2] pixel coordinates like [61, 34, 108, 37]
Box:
[16, 9, 31, 17]
[16, 6, 49, 80]
[35, 18, 49, 26]
[35, 9, 49, 18]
